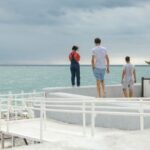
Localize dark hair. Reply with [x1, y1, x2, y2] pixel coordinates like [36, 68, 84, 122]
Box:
[72, 45, 78, 51]
[125, 56, 130, 62]
[94, 38, 101, 44]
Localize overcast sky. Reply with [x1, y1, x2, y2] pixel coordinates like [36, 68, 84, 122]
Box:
[0, 0, 150, 64]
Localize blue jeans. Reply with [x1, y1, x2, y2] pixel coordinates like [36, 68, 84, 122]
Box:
[70, 64, 80, 86]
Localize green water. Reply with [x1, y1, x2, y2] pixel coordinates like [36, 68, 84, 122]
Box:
[0, 65, 149, 93]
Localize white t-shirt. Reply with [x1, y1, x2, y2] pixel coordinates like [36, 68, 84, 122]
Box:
[92, 46, 107, 69]
[123, 64, 135, 82]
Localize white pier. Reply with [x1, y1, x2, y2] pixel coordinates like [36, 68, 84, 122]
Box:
[1, 118, 150, 150]
[0, 81, 150, 149]
[1, 118, 85, 142]
[2, 119, 150, 150]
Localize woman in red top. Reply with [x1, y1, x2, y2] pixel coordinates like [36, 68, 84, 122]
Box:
[69, 45, 80, 87]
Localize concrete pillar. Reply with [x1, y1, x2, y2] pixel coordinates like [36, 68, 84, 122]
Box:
[12, 136, 15, 147]
[1, 133, 4, 148]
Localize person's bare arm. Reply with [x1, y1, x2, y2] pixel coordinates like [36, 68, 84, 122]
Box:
[133, 69, 136, 83]
[91, 55, 96, 70]
[122, 69, 125, 83]
[105, 54, 110, 73]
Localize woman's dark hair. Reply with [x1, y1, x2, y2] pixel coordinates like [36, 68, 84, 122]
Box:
[72, 45, 78, 51]
[94, 38, 101, 44]
[125, 56, 130, 62]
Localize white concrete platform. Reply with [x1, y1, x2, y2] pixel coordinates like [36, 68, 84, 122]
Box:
[9, 136, 150, 150]
[0, 84, 150, 149]
[44, 84, 141, 98]
[3, 119, 150, 150]
[1, 119, 86, 142]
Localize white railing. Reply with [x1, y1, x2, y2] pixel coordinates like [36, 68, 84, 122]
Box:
[0, 91, 44, 132]
[0, 93, 150, 142]
[36, 97, 150, 138]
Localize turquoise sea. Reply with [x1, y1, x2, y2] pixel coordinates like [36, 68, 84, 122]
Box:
[0, 65, 149, 93]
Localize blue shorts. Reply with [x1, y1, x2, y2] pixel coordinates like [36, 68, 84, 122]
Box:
[93, 68, 106, 81]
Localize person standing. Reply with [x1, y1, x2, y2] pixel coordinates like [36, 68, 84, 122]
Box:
[121, 56, 136, 97]
[91, 38, 110, 97]
[69, 45, 80, 87]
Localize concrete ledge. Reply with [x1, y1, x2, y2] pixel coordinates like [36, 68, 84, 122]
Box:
[39, 84, 148, 130]
[43, 83, 141, 98]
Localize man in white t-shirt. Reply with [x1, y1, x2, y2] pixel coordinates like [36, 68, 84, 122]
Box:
[122, 56, 136, 97]
[91, 38, 110, 97]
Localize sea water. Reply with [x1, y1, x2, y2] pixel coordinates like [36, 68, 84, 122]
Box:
[0, 65, 149, 93]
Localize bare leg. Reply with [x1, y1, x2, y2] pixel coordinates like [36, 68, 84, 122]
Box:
[96, 80, 101, 97]
[123, 89, 128, 97]
[129, 89, 133, 97]
[101, 80, 106, 97]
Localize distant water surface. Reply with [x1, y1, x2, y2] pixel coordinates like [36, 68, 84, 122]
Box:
[0, 65, 149, 93]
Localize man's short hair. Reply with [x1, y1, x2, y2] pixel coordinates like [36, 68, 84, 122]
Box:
[125, 56, 130, 62]
[94, 38, 101, 44]
[72, 45, 78, 51]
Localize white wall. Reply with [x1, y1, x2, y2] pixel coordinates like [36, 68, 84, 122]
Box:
[144, 80, 150, 97]
[44, 83, 141, 98]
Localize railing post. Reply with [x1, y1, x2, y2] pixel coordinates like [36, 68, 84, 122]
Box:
[43, 97, 46, 131]
[91, 102, 95, 137]
[40, 97, 44, 142]
[14, 95, 18, 120]
[82, 100, 86, 136]
[33, 89, 36, 104]
[0, 99, 2, 131]
[43, 91, 47, 129]
[7, 91, 12, 132]
[21, 90, 26, 118]
[12, 135, 15, 147]
[1, 133, 4, 148]
[139, 99, 144, 131]
[32, 90, 36, 118]
[21, 90, 25, 109]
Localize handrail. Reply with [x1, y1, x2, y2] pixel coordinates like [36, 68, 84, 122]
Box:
[0, 92, 44, 98]
[0, 96, 149, 103]
[0, 93, 150, 142]
[8, 99, 150, 103]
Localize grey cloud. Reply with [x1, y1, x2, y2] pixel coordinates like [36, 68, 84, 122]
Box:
[0, 0, 149, 25]
[58, 0, 148, 9]
[0, 0, 150, 64]
[0, 0, 66, 25]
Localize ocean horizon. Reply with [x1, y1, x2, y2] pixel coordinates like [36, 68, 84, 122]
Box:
[0, 64, 149, 66]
